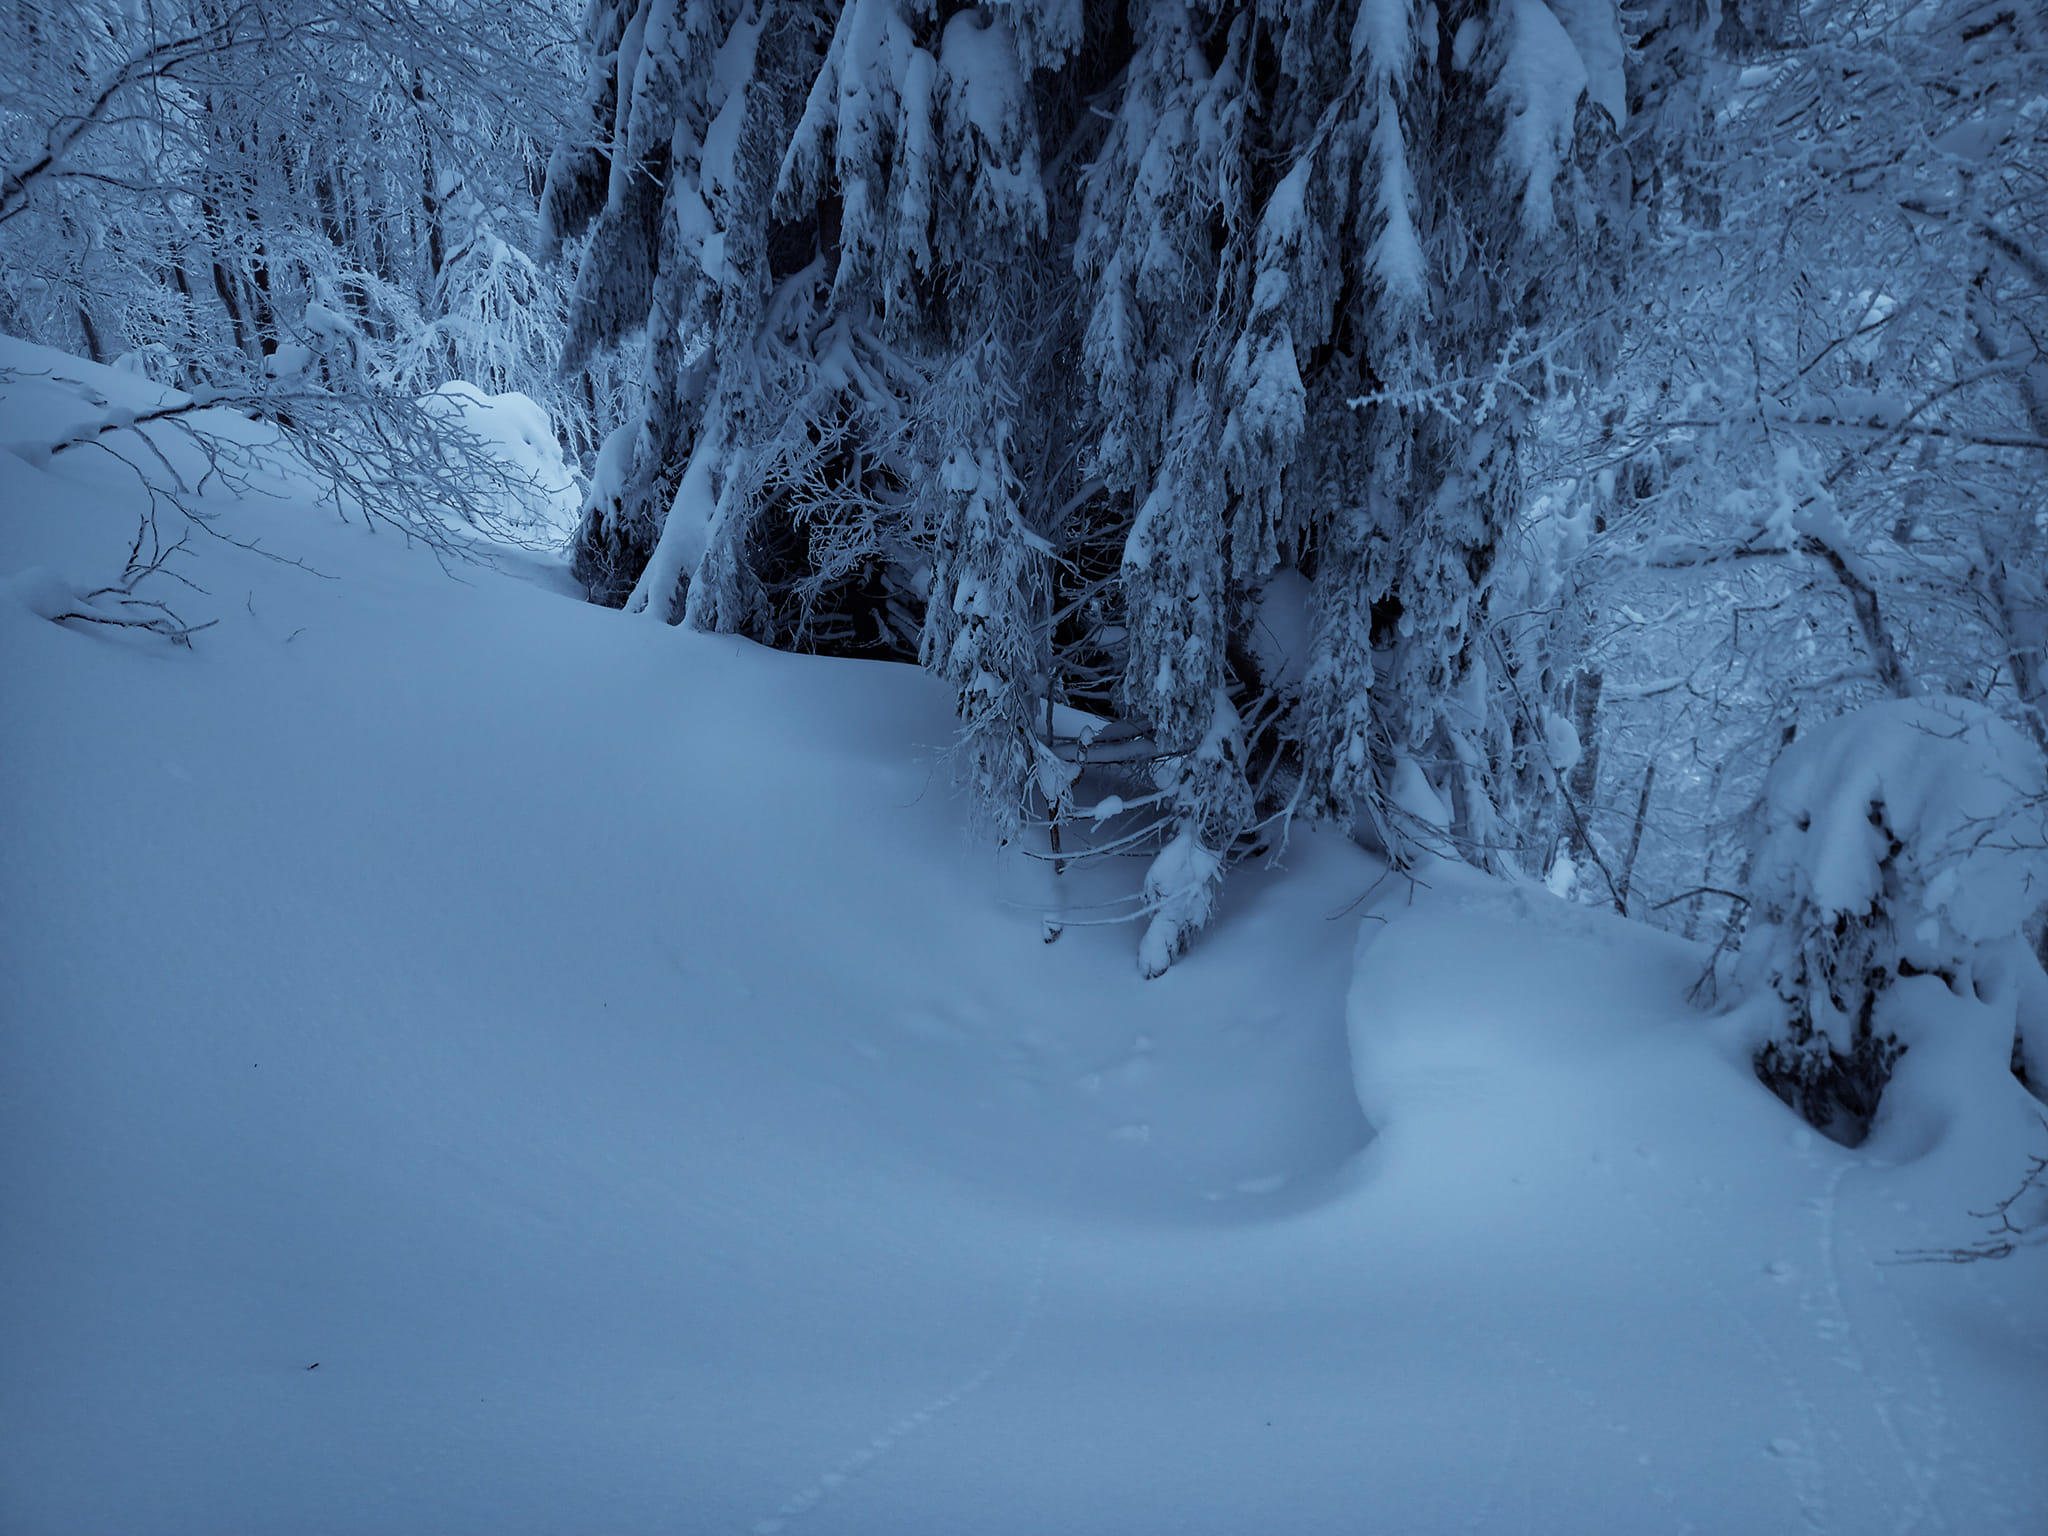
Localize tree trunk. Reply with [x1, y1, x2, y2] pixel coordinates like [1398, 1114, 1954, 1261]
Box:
[1799, 534, 1913, 698]
[1617, 764, 1656, 917]
[1567, 667, 1603, 855]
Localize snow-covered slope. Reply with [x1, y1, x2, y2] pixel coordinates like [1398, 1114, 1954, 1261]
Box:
[2, 341, 2042, 1534]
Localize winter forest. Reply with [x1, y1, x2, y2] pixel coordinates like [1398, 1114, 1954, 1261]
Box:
[3, 0, 2047, 1531]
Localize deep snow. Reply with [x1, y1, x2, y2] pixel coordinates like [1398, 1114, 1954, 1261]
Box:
[1, 339, 2043, 1534]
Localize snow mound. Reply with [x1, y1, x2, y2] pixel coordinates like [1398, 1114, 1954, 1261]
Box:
[418, 382, 583, 539]
[3, 564, 81, 622]
[1347, 869, 1699, 1130]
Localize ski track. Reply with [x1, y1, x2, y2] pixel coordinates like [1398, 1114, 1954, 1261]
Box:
[1838, 1180, 1952, 1536]
[1805, 1154, 1952, 1535]
[744, 1233, 1053, 1536]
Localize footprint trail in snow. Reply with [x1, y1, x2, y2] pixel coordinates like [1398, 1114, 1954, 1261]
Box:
[746, 1233, 1053, 1535]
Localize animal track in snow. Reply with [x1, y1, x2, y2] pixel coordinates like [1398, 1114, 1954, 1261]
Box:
[745, 1233, 1053, 1535]
[1609, 1139, 1826, 1528]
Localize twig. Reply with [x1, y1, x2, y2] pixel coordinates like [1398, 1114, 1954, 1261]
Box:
[1652, 886, 1751, 912]
[1891, 1124, 2048, 1264]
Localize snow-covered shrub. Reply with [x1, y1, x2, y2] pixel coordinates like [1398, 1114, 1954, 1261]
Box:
[1739, 698, 2048, 1144]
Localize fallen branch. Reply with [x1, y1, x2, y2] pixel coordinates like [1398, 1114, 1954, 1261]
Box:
[1892, 1125, 2048, 1265]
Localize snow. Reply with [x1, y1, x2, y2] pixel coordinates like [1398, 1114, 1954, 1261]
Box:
[1542, 702, 1583, 774]
[1544, 0, 1627, 129]
[1366, 93, 1427, 304]
[3, 339, 2045, 1533]
[939, 11, 1025, 150]
[1350, 0, 1415, 84]
[418, 382, 584, 540]
[626, 417, 723, 619]
[1137, 823, 1224, 980]
[1748, 697, 2048, 947]
[3, 562, 81, 621]
[939, 10, 1046, 239]
[1249, 565, 1313, 693]
[1489, 0, 1591, 233]
[266, 342, 318, 381]
[1452, 15, 1485, 71]
[700, 14, 764, 210]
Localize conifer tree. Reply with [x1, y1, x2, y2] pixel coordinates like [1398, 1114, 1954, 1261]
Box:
[546, 0, 1629, 972]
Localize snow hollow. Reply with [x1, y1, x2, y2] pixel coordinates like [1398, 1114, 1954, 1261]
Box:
[2, 339, 2043, 1534]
